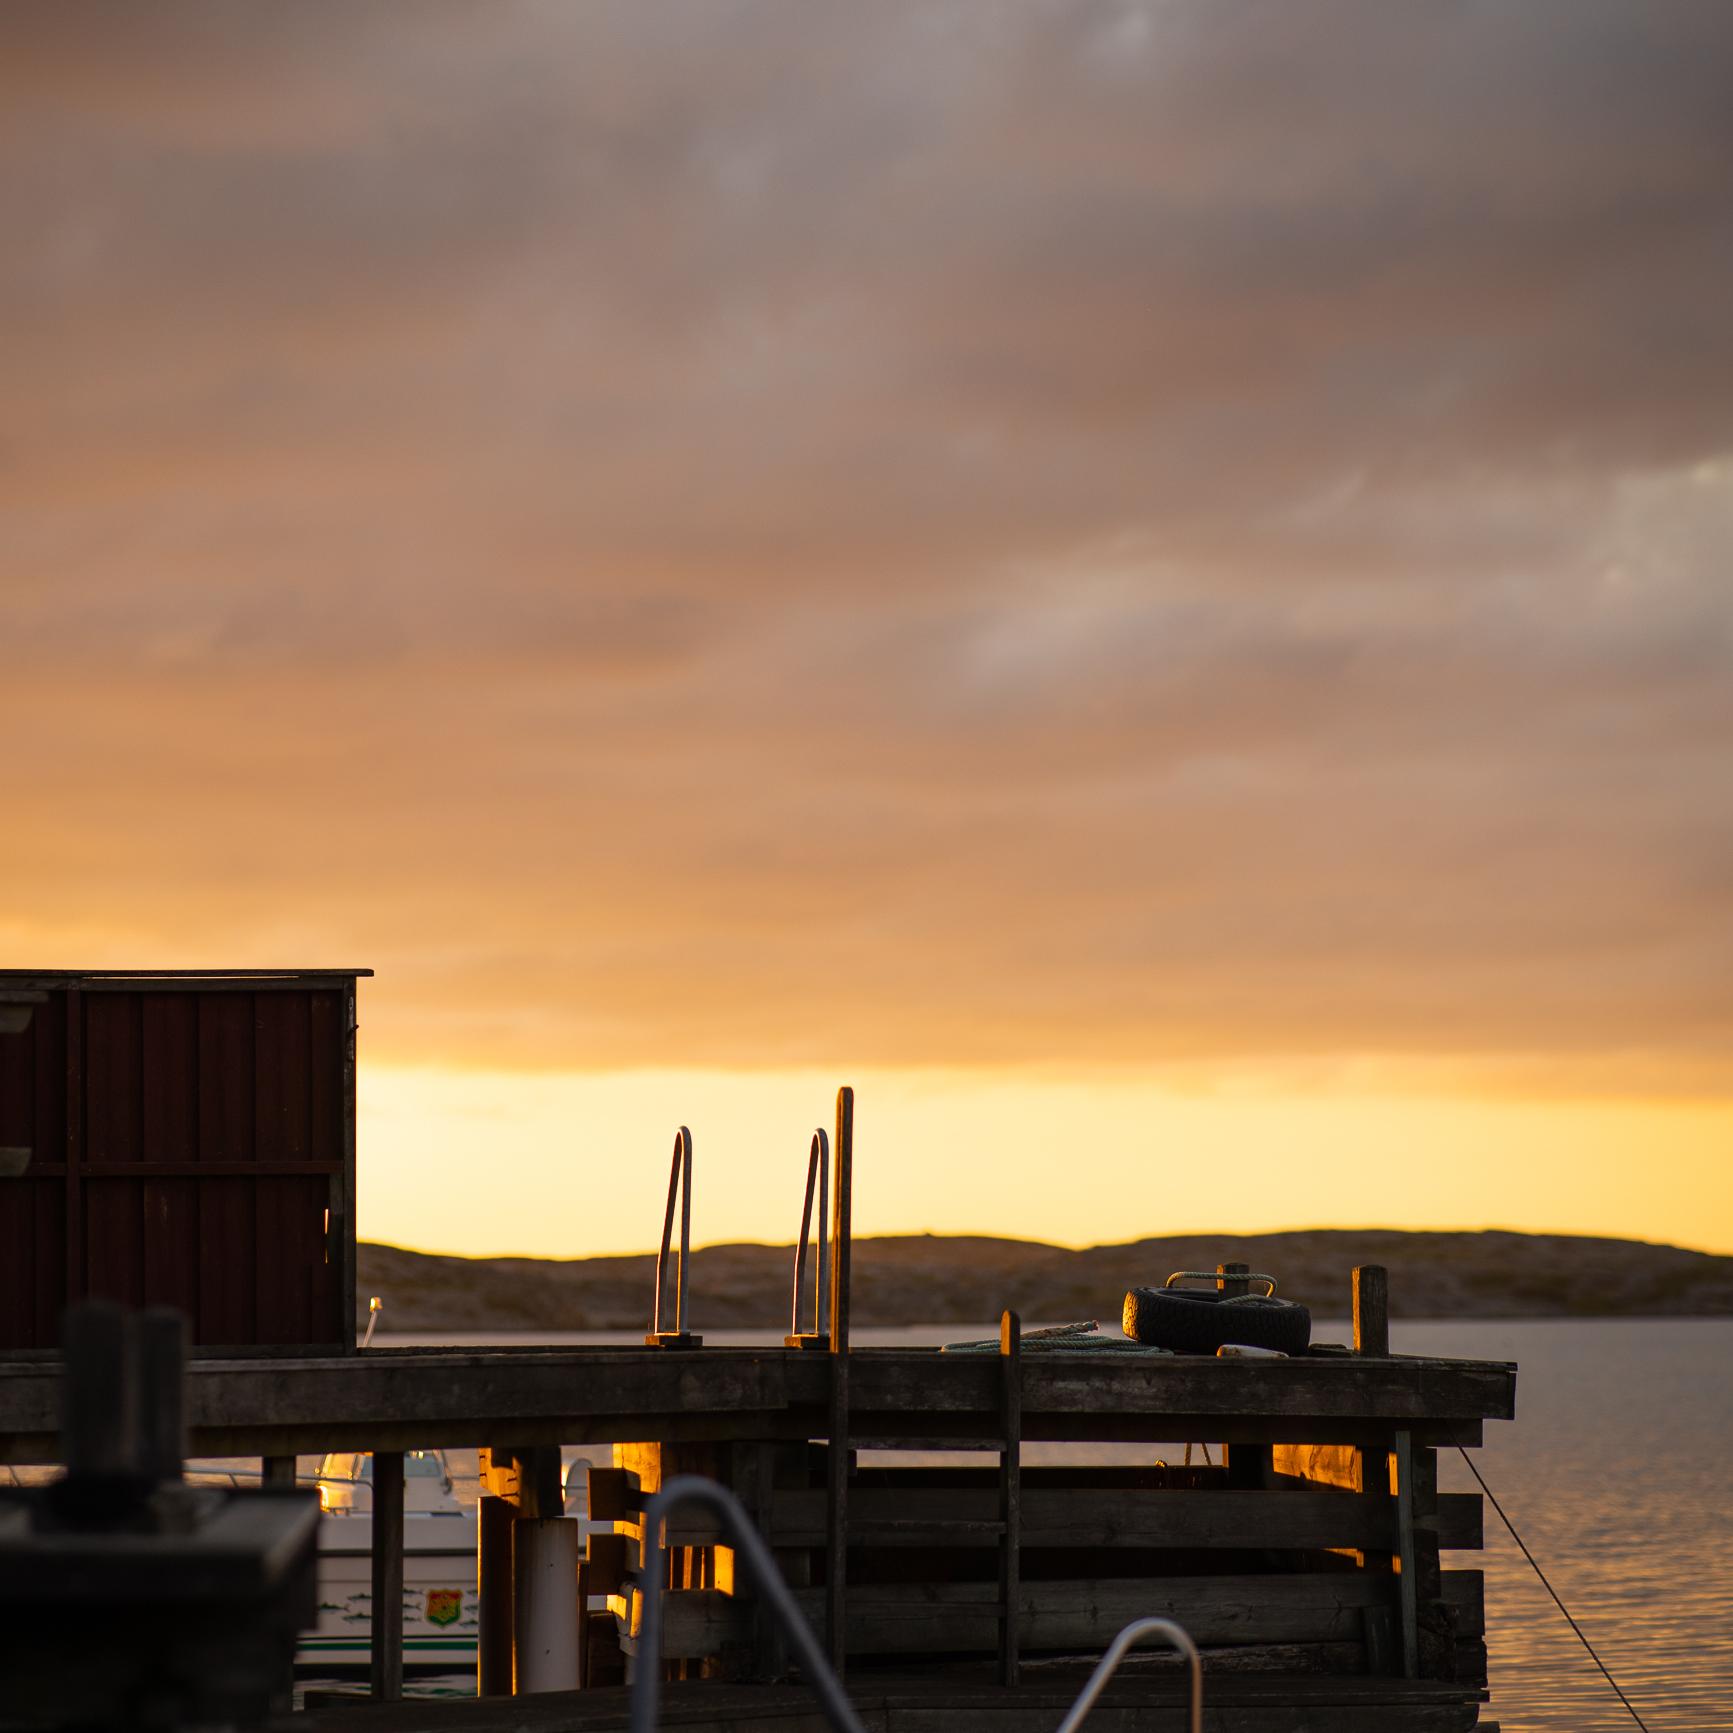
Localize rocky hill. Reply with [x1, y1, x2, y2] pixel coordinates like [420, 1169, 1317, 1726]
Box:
[357, 1228, 1733, 1334]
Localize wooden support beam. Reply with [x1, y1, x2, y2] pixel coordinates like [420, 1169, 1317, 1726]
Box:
[477, 1493, 515, 1696]
[1219, 1263, 1272, 1490]
[369, 1450, 404, 1702]
[998, 1309, 1021, 1689]
[825, 1085, 853, 1676]
[476, 1446, 565, 1694]
[480, 1444, 563, 1518]
[1395, 1429, 1420, 1679]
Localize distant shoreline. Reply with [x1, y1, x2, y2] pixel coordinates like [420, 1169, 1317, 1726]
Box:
[358, 1227, 1733, 1333]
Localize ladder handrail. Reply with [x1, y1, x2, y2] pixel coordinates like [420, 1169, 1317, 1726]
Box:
[789, 1128, 830, 1339]
[628, 1476, 1200, 1733]
[630, 1475, 868, 1733]
[1052, 1615, 1203, 1733]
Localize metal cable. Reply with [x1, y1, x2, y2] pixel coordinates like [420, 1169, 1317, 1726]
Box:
[1453, 1440, 1653, 1733]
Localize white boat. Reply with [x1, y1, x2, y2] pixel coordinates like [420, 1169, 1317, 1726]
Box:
[167, 1448, 609, 1678]
[302, 1450, 480, 1675]
[293, 1447, 611, 1677]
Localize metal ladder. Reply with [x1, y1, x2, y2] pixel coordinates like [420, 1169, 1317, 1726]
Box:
[628, 1477, 1203, 1733]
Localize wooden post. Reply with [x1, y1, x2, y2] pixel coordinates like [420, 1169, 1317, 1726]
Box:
[61, 1302, 136, 1484]
[825, 1086, 853, 1674]
[1218, 1263, 1269, 1489]
[370, 1451, 405, 1701]
[137, 1309, 186, 1484]
[477, 1493, 515, 1695]
[261, 1455, 296, 1489]
[1354, 1264, 1390, 1357]
[1408, 1441, 1446, 1680]
[998, 1309, 1022, 1688]
[478, 1447, 564, 1694]
[1394, 1429, 1420, 1678]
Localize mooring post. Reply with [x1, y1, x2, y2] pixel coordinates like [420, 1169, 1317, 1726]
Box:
[1354, 1264, 1390, 1357]
[370, 1451, 405, 1701]
[261, 1455, 296, 1488]
[825, 1085, 854, 1674]
[998, 1308, 1022, 1688]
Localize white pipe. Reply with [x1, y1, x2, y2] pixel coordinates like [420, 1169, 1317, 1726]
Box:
[512, 1517, 582, 1694]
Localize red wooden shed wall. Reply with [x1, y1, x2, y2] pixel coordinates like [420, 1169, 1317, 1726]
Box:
[0, 974, 360, 1353]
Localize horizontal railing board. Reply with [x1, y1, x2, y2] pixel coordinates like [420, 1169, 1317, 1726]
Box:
[1440, 1570, 1485, 1638]
[765, 1486, 1481, 1551]
[618, 1573, 1402, 1660]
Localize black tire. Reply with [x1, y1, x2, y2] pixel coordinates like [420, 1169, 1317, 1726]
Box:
[1122, 1286, 1312, 1355]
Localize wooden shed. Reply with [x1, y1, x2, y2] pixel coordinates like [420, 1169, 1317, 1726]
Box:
[0, 970, 368, 1354]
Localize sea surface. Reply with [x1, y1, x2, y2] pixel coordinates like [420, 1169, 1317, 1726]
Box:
[362, 1318, 1732, 1729]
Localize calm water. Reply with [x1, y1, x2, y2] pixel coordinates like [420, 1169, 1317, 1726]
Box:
[372, 1319, 1733, 1729]
[1400, 1318, 1733, 1733]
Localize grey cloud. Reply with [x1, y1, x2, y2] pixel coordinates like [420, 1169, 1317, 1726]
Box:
[0, 2, 1730, 1083]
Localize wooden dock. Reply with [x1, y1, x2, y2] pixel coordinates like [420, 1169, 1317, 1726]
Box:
[0, 1088, 1519, 1731]
[0, 1331, 1515, 1731]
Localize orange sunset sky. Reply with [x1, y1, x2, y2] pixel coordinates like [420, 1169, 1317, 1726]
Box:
[3, 5, 1731, 1257]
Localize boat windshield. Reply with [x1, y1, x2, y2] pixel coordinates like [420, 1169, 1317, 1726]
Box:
[316, 1450, 448, 1484]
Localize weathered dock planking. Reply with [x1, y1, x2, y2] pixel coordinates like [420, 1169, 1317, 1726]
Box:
[0, 1345, 1511, 1463]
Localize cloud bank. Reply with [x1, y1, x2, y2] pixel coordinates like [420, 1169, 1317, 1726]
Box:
[2, 2, 1731, 1085]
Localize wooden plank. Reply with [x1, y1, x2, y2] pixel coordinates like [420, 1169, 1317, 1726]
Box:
[0, 1346, 1512, 1464]
[63, 986, 83, 1307]
[338, 978, 358, 1350]
[195, 1177, 256, 1347]
[82, 991, 142, 1165]
[1220, 1263, 1272, 1491]
[769, 1485, 1482, 1552]
[841, 1353, 1516, 1424]
[139, 993, 197, 1165]
[196, 992, 255, 1164]
[998, 1309, 1020, 1687]
[825, 1085, 853, 1673]
[370, 1450, 405, 1701]
[140, 1178, 199, 1323]
[622, 1574, 1401, 1662]
[83, 1180, 145, 1308]
[1440, 1570, 1485, 1638]
[477, 1494, 514, 1696]
[1395, 1430, 1419, 1678]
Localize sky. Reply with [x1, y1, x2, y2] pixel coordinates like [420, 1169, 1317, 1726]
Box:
[3, 3, 1731, 1257]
